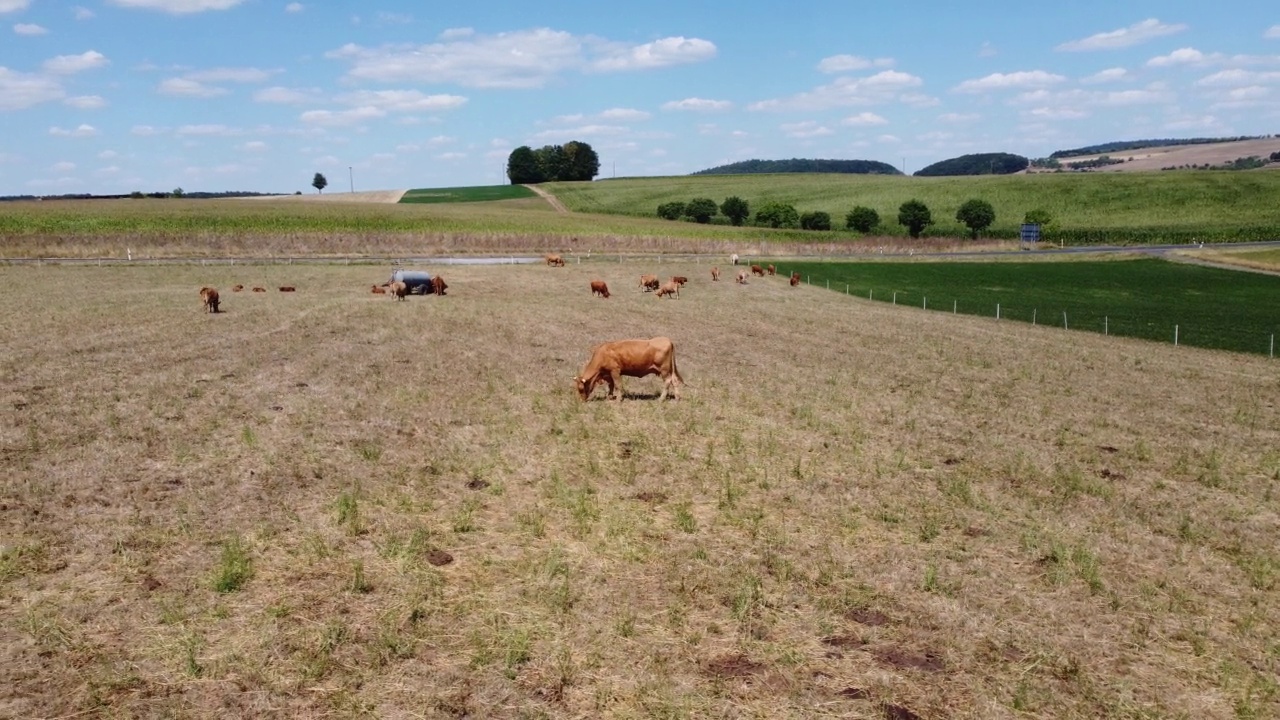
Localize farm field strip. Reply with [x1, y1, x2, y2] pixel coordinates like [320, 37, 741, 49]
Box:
[1, 262, 1277, 719]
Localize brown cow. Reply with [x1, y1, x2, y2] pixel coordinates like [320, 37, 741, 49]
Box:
[279, 286, 296, 292]
[790, 272, 800, 287]
[736, 271, 748, 284]
[388, 281, 408, 300]
[750, 264, 765, 277]
[199, 286, 220, 313]
[711, 267, 720, 282]
[432, 275, 448, 296]
[670, 276, 688, 286]
[590, 280, 610, 298]
[545, 253, 566, 267]
[371, 284, 387, 294]
[638, 274, 660, 292]
[655, 281, 680, 299]
[574, 337, 683, 401]
[252, 287, 266, 293]
[767, 264, 776, 276]
[232, 284, 244, 292]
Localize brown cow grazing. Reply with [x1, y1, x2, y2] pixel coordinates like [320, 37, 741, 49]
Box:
[252, 287, 266, 293]
[590, 280, 611, 298]
[655, 281, 680, 299]
[432, 275, 448, 296]
[638, 274, 660, 292]
[574, 337, 683, 401]
[279, 286, 296, 292]
[736, 271, 748, 284]
[232, 284, 244, 292]
[670, 276, 688, 286]
[545, 253, 566, 267]
[371, 284, 387, 294]
[767, 264, 776, 276]
[790, 272, 800, 287]
[199, 287, 220, 313]
[750, 264, 765, 276]
[711, 267, 720, 281]
[388, 281, 408, 300]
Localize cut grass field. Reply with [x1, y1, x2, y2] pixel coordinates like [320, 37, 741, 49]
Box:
[778, 258, 1280, 356]
[2, 262, 1278, 718]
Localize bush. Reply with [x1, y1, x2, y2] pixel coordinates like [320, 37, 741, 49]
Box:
[656, 202, 686, 221]
[955, 199, 996, 239]
[720, 196, 749, 226]
[845, 206, 879, 233]
[684, 197, 718, 224]
[754, 201, 800, 229]
[800, 211, 831, 231]
[897, 199, 933, 238]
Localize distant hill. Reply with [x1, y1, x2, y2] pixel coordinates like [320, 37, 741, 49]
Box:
[913, 153, 1029, 177]
[1049, 136, 1271, 159]
[692, 158, 902, 176]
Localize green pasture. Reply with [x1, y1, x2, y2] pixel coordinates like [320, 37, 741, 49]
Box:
[399, 185, 536, 203]
[779, 258, 1280, 356]
[547, 171, 1280, 244]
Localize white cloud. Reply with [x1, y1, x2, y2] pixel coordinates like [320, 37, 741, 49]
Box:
[131, 125, 165, 136]
[299, 106, 386, 126]
[1024, 107, 1089, 120]
[954, 70, 1066, 93]
[1267, 26, 1280, 40]
[241, 141, 268, 151]
[599, 107, 651, 122]
[285, 2, 302, 12]
[185, 67, 274, 83]
[840, 111, 887, 126]
[335, 89, 467, 112]
[254, 86, 314, 103]
[49, 124, 99, 137]
[65, 95, 106, 109]
[662, 97, 732, 111]
[816, 54, 893, 73]
[1081, 67, 1130, 84]
[329, 29, 715, 89]
[0, 67, 64, 109]
[937, 112, 980, 123]
[529, 124, 628, 141]
[52, 161, 77, 172]
[1195, 69, 1280, 87]
[780, 121, 832, 138]
[1012, 86, 1175, 108]
[73, 6, 94, 19]
[98, 150, 119, 159]
[978, 42, 997, 58]
[43, 50, 108, 74]
[436, 152, 466, 160]
[1056, 18, 1187, 52]
[0, 0, 31, 12]
[176, 124, 241, 136]
[1147, 48, 1223, 68]
[14, 23, 46, 34]
[107, 0, 246, 13]
[157, 77, 228, 97]
[750, 70, 923, 111]
[1163, 114, 1224, 131]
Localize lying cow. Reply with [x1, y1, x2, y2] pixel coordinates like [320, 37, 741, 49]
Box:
[590, 280, 611, 298]
[574, 336, 683, 401]
[279, 286, 296, 292]
[232, 284, 244, 292]
[371, 284, 387, 294]
[199, 286, 220, 313]
[638, 274, 660, 292]
[750, 264, 765, 277]
[252, 287, 266, 293]
[432, 275, 448, 296]
[388, 281, 408, 300]
[545, 253, 566, 267]
[711, 267, 720, 282]
[790, 272, 800, 287]
[655, 281, 680, 299]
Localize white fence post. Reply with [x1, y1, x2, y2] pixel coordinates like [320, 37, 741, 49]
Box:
[953, 300, 957, 314]
[923, 297, 927, 310]
[893, 292, 897, 305]
[1105, 317, 1108, 336]
[1063, 312, 1068, 330]
[1032, 309, 1037, 325]
[996, 303, 1000, 320]
[1175, 325, 1179, 346]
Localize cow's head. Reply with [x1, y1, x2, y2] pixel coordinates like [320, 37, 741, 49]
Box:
[573, 375, 594, 401]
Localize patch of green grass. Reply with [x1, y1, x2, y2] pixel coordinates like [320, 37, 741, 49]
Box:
[399, 185, 536, 204]
[212, 536, 252, 593]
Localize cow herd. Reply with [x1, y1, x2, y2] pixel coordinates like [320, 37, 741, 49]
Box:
[197, 283, 298, 312]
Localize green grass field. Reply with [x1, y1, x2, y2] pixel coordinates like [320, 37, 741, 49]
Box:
[776, 258, 1280, 356]
[548, 171, 1280, 243]
[400, 185, 536, 203]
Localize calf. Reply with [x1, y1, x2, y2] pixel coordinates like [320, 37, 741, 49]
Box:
[767, 264, 776, 276]
[790, 272, 800, 287]
[590, 280, 611, 298]
[574, 336, 683, 401]
[232, 284, 244, 292]
[432, 275, 448, 296]
[711, 267, 720, 282]
[655, 281, 680, 299]
[388, 281, 408, 300]
[199, 286, 220, 313]
[638, 274, 660, 292]
[751, 264, 765, 277]
[545, 253, 565, 267]
[371, 284, 387, 294]
[279, 286, 296, 292]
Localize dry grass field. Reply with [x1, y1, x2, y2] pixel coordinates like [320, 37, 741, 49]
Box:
[2, 261, 1278, 719]
[1050, 138, 1280, 173]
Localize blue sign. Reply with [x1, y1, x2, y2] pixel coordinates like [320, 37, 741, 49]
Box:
[1020, 223, 1041, 243]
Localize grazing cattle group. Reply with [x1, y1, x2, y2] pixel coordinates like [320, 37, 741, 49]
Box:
[574, 336, 683, 402]
[590, 280, 611, 298]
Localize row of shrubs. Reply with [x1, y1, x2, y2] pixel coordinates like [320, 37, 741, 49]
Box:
[657, 196, 1037, 239]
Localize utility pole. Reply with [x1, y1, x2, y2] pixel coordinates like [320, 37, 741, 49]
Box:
[349, 166, 354, 193]
[902, 157, 906, 175]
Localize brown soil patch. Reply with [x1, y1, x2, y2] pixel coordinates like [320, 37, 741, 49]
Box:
[838, 686, 870, 699]
[822, 633, 867, 649]
[882, 704, 924, 720]
[466, 478, 490, 490]
[426, 549, 454, 566]
[702, 653, 765, 680]
[873, 647, 945, 673]
[845, 608, 891, 626]
[632, 491, 667, 504]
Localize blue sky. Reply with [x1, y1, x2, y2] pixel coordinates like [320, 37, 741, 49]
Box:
[2, 1, 1279, 195]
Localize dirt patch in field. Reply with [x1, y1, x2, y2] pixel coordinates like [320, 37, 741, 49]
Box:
[701, 653, 766, 680]
[872, 647, 946, 673]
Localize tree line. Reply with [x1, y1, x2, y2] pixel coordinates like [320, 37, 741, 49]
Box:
[506, 142, 600, 184]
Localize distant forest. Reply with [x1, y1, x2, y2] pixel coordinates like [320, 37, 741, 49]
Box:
[1049, 136, 1272, 159]
[913, 153, 1030, 177]
[691, 158, 902, 176]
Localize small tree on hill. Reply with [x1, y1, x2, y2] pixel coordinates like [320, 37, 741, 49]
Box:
[1023, 208, 1052, 227]
[897, 199, 933, 238]
[720, 196, 749, 226]
[657, 201, 686, 220]
[507, 146, 544, 184]
[845, 206, 880, 233]
[800, 211, 831, 231]
[684, 197, 718, 224]
[955, 198, 995, 239]
[312, 173, 328, 194]
[754, 201, 800, 229]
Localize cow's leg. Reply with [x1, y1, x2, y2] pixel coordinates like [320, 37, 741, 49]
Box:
[608, 370, 623, 400]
